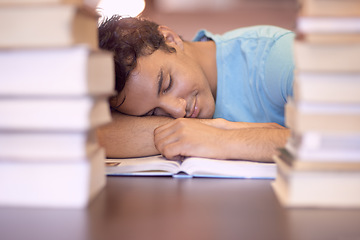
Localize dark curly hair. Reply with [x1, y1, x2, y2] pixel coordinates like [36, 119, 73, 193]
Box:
[98, 15, 176, 109]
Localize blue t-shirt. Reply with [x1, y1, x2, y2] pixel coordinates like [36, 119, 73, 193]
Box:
[193, 26, 295, 126]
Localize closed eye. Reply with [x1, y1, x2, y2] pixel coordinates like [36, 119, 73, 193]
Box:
[140, 109, 155, 117]
[163, 76, 173, 94]
[142, 108, 160, 116]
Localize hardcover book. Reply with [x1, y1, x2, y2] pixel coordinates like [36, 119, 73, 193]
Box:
[294, 40, 360, 72]
[293, 72, 360, 103]
[0, 97, 111, 131]
[0, 148, 106, 208]
[285, 99, 360, 133]
[272, 154, 360, 208]
[0, 0, 101, 8]
[0, 46, 114, 96]
[0, 130, 99, 160]
[298, 0, 360, 16]
[0, 5, 99, 49]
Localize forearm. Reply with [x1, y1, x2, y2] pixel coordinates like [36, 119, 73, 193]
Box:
[200, 118, 285, 130]
[153, 118, 290, 162]
[97, 112, 173, 158]
[224, 128, 290, 162]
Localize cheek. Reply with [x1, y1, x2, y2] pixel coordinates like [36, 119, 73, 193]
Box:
[175, 58, 208, 94]
[118, 88, 156, 115]
[181, 69, 203, 90]
[178, 77, 195, 93]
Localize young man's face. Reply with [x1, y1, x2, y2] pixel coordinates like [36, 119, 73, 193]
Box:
[112, 47, 216, 119]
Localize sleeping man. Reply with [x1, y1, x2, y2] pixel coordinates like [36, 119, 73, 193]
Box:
[97, 15, 295, 162]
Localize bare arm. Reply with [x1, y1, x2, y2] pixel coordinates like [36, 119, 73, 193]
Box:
[97, 112, 173, 158]
[154, 118, 290, 162]
[220, 127, 290, 162]
[199, 118, 284, 130]
[98, 113, 289, 161]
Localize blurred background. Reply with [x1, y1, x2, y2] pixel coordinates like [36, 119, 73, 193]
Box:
[97, 0, 298, 40]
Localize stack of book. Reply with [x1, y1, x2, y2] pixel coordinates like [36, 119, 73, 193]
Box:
[272, 0, 360, 208]
[0, 0, 114, 208]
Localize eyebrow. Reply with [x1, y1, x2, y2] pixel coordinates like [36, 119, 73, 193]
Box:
[157, 68, 164, 96]
[139, 68, 164, 117]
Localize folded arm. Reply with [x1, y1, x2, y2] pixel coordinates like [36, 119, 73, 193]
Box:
[154, 118, 290, 162]
[97, 112, 173, 158]
[98, 114, 289, 162]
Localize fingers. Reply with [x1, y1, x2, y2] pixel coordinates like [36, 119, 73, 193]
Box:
[154, 130, 178, 159]
[154, 121, 175, 159]
[160, 141, 186, 160]
[153, 118, 228, 160]
[154, 118, 197, 159]
[154, 120, 182, 159]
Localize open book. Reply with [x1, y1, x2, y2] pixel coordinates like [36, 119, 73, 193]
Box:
[106, 155, 276, 179]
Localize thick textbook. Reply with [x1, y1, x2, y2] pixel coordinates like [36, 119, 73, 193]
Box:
[0, 5, 98, 49]
[0, 0, 100, 8]
[296, 32, 360, 44]
[277, 147, 360, 170]
[294, 40, 360, 72]
[0, 130, 99, 160]
[297, 17, 360, 34]
[0, 46, 114, 96]
[285, 132, 360, 163]
[298, 0, 360, 16]
[0, 148, 106, 208]
[293, 72, 360, 103]
[285, 99, 360, 133]
[272, 154, 360, 208]
[0, 97, 111, 131]
[296, 17, 360, 43]
[106, 155, 276, 179]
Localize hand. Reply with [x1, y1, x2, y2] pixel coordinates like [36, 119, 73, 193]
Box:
[154, 118, 229, 160]
[154, 118, 290, 162]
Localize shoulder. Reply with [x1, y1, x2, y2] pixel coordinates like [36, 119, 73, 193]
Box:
[193, 26, 294, 43]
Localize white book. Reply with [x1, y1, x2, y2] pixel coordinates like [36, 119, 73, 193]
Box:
[272, 155, 360, 208]
[0, 46, 114, 97]
[294, 40, 360, 72]
[0, 97, 111, 131]
[298, 0, 360, 17]
[0, 130, 99, 161]
[285, 99, 360, 133]
[288, 131, 360, 151]
[0, 0, 101, 9]
[106, 155, 276, 179]
[0, 5, 99, 49]
[297, 17, 360, 34]
[0, 148, 106, 208]
[277, 147, 360, 171]
[286, 139, 360, 163]
[294, 72, 360, 103]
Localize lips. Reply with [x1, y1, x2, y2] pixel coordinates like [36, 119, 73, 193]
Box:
[189, 96, 199, 118]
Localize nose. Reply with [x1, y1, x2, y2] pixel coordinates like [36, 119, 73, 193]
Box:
[159, 96, 186, 118]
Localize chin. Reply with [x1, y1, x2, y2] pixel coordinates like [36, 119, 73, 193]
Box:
[199, 110, 215, 119]
[197, 97, 215, 119]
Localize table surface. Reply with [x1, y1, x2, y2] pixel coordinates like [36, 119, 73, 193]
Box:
[1, 176, 360, 240]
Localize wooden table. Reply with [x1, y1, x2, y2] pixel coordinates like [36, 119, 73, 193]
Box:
[1, 177, 360, 240]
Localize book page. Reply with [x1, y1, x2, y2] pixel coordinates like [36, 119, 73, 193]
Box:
[106, 155, 181, 176]
[106, 155, 277, 179]
[180, 157, 276, 179]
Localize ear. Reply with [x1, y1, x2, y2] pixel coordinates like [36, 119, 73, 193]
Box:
[158, 25, 184, 50]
